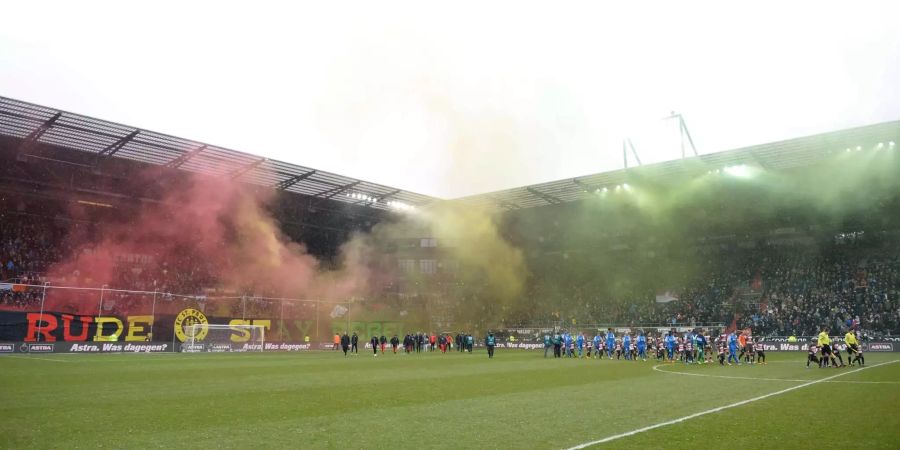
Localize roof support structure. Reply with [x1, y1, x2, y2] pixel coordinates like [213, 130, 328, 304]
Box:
[356, 188, 401, 206]
[274, 170, 317, 190]
[623, 138, 642, 169]
[491, 196, 521, 211]
[526, 186, 562, 205]
[572, 178, 596, 193]
[165, 144, 206, 169]
[316, 181, 361, 200]
[17, 112, 61, 153]
[378, 189, 402, 202]
[97, 130, 139, 160]
[227, 157, 267, 179]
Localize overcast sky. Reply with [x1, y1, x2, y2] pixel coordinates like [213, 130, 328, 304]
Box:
[2, 1, 899, 198]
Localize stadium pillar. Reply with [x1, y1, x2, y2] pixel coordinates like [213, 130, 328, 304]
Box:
[150, 291, 157, 341]
[36, 282, 50, 342]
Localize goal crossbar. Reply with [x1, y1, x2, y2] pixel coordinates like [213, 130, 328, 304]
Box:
[182, 324, 266, 352]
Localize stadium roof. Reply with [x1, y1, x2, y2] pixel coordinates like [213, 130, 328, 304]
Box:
[3, 95, 899, 213]
[0, 96, 436, 211]
[456, 119, 900, 210]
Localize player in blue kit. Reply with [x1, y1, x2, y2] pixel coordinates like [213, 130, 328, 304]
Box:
[622, 333, 632, 360]
[665, 331, 677, 363]
[605, 328, 615, 359]
[592, 334, 601, 359]
[727, 331, 741, 365]
[576, 333, 585, 358]
[636, 332, 647, 361]
[684, 333, 694, 364]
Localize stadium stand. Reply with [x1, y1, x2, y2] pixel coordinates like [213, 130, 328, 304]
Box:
[2, 95, 899, 341]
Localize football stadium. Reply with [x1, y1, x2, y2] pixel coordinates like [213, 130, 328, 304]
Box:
[2, 4, 900, 449]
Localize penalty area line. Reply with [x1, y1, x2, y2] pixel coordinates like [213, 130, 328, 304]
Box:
[564, 359, 899, 449]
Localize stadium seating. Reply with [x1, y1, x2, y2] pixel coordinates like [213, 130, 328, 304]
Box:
[3, 206, 897, 335]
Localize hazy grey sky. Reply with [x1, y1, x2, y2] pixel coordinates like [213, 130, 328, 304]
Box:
[2, 1, 898, 198]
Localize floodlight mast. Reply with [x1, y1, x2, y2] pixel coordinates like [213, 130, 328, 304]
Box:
[622, 139, 641, 169]
[624, 112, 696, 169]
[664, 112, 699, 159]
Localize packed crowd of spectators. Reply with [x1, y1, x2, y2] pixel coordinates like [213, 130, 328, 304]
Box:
[511, 238, 900, 337]
[741, 250, 899, 336]
[0, 289, 43, 310]
[0, 213, 67, 282]
[3, 207, 899, 335]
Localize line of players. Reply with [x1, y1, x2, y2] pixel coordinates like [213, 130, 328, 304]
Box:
[544, 328, 768, 365]
[805, 327, 866, 369]
[335, 331, 479, 356]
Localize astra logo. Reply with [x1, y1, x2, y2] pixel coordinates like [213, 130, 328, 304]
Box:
[868, 343, 893, 351]
[28, 343, 54, 353]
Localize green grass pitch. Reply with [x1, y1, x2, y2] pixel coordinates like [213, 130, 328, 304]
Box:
[1, 350, 898, 449]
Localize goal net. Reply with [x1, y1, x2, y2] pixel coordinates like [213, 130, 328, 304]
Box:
[181, 324, 265, 352]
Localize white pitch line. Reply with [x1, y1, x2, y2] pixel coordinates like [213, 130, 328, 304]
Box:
[653, 364, 806, 382]
[652, 363, 900, 384]
[564, 359, 899, 449]
[1, 354, 71, 363]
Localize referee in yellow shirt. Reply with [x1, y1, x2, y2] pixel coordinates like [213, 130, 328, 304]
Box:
[817, 328, 833, 368]
[845, 330, 863, 366]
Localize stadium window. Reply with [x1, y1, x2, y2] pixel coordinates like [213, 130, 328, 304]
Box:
[420, 238, 437, 247]
[419, 259, 437, 274]
[398, 259, 416, 273]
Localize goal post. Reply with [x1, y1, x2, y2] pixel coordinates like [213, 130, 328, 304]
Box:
[181, 324, 266, 352]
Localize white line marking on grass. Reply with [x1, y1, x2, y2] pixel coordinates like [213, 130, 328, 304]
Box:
[47, 353, 184, 358]
[1, 355, 71, 363]
[565, 359, 900, 449]
[652, 363, 900, 384]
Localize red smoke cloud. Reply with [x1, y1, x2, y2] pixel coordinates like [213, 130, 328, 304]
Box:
[48, 169, 378, 300]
